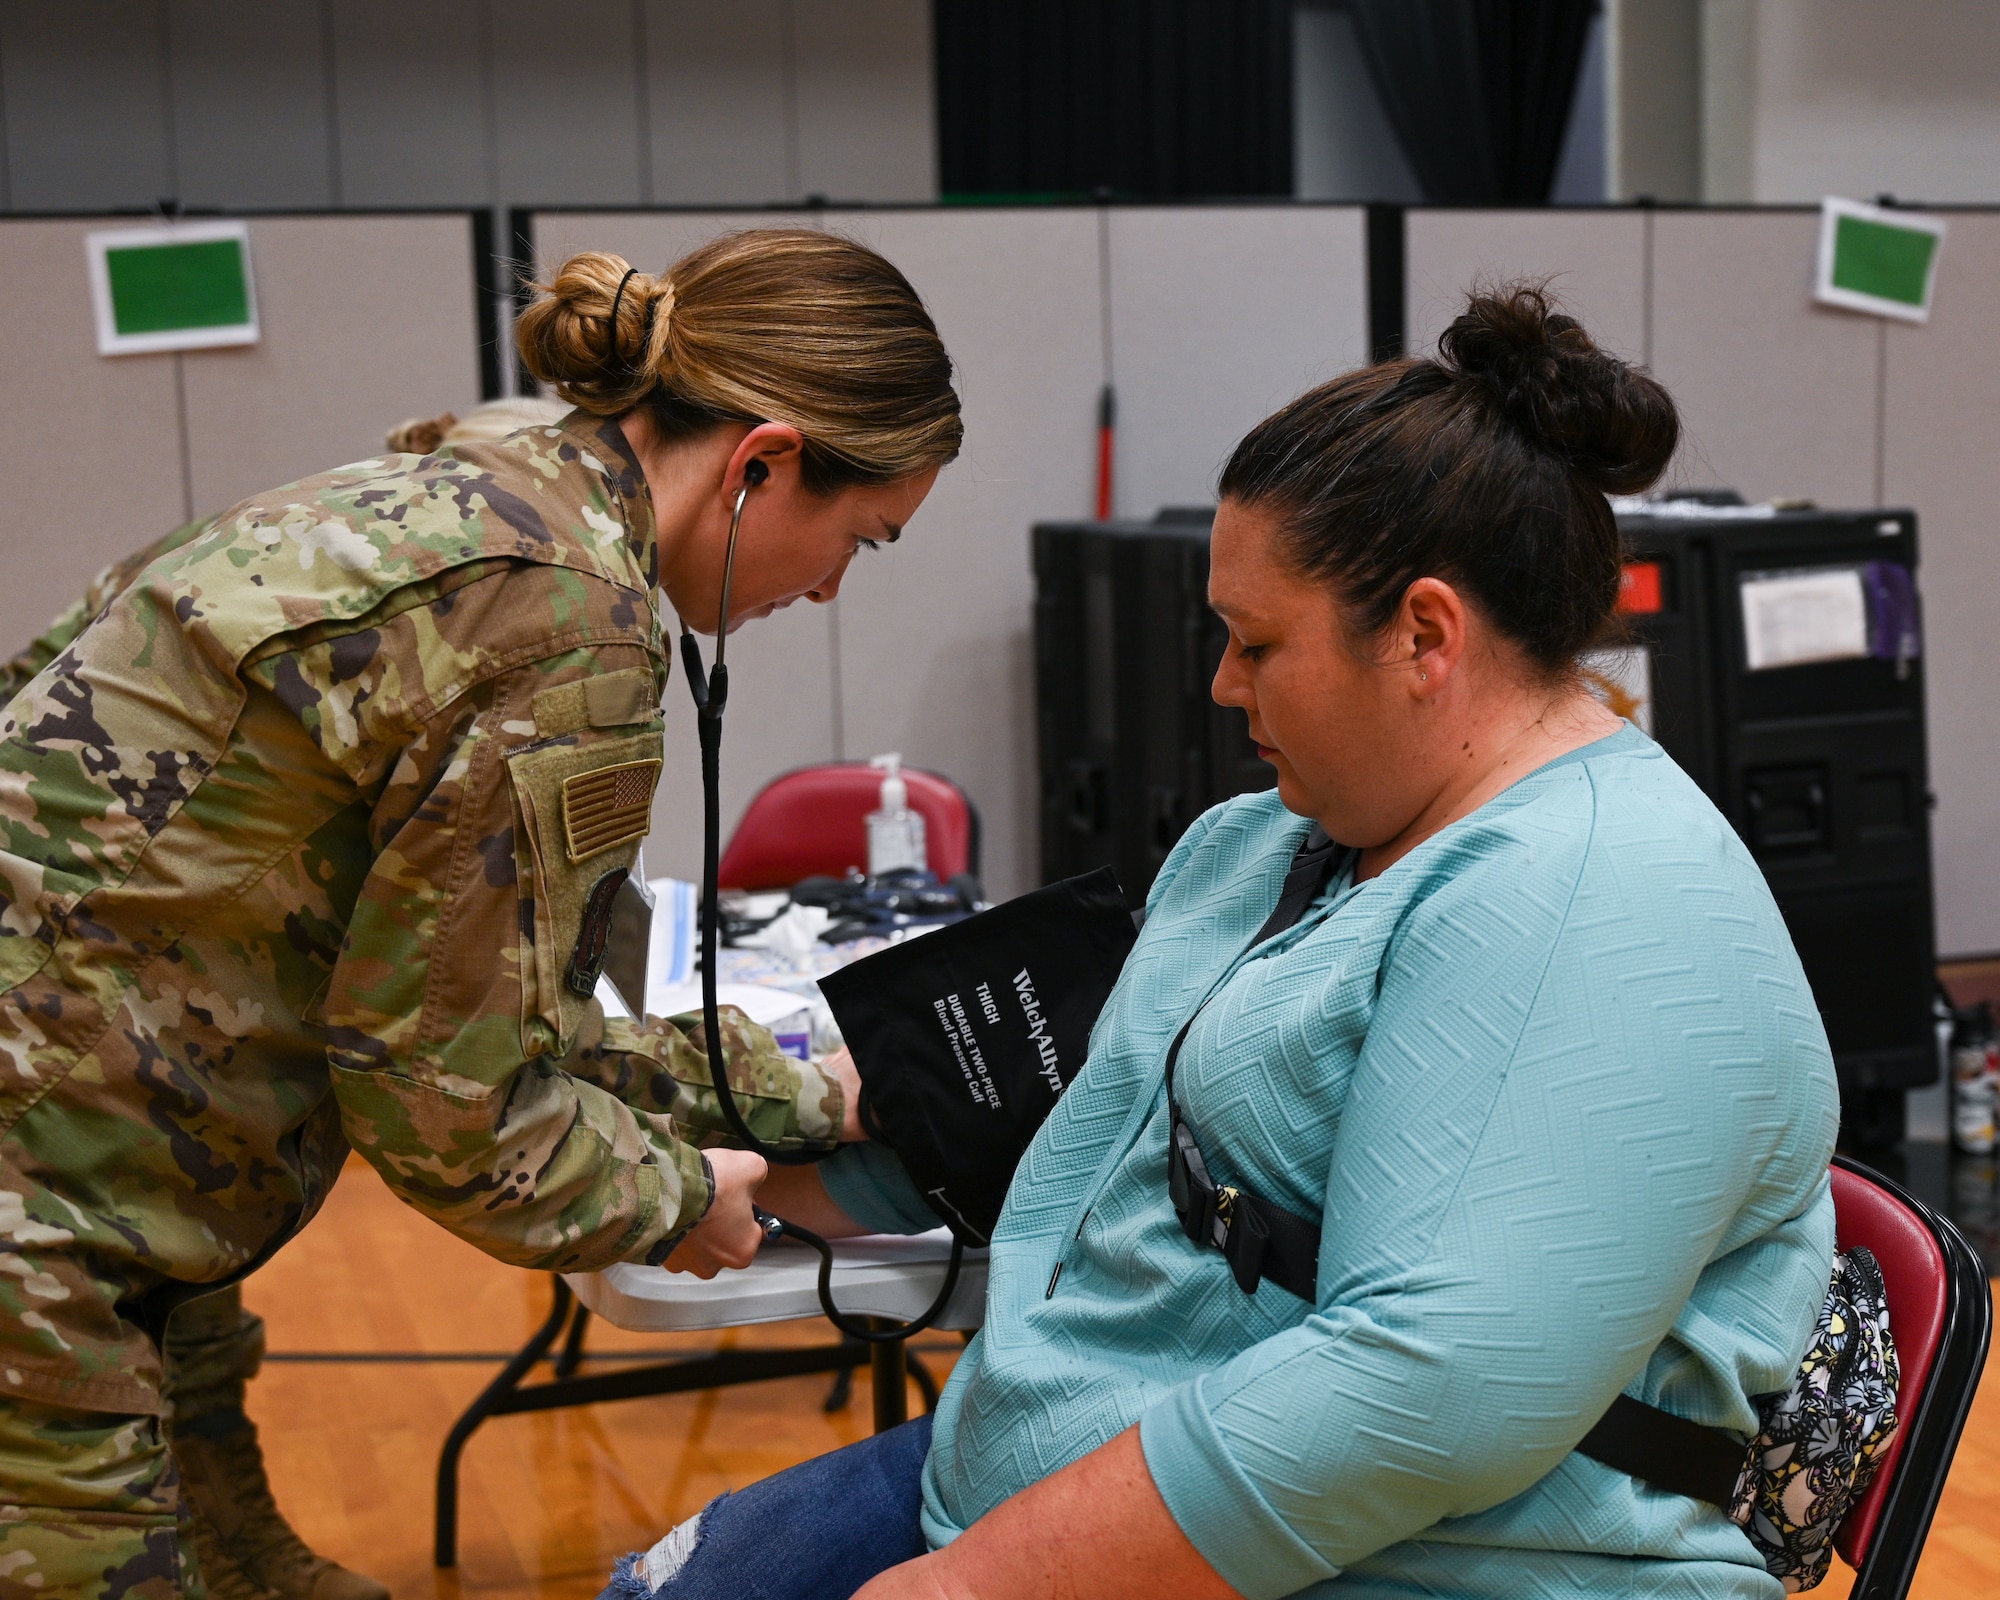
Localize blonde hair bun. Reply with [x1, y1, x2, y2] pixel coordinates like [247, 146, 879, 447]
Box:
[515, 230, 962, 490]
[514, 251, 672, 416]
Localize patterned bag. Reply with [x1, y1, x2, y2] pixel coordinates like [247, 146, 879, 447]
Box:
[1731, 1247, 1901, 1590]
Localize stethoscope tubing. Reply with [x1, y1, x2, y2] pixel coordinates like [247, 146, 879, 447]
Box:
[676, 474, 963, 1343]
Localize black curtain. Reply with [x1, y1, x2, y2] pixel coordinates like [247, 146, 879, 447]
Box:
[935, 0, 1294, 201]
[1347, 0, 1596, 204]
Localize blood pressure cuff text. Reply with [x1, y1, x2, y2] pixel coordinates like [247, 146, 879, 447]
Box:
[817, 869, 1136, 1245]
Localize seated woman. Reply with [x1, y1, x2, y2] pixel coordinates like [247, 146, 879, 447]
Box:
[611, 287, 1839, 1600]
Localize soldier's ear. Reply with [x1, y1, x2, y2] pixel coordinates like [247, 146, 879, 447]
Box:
[726, 424, 803, 497]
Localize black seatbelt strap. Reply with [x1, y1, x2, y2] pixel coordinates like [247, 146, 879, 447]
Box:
[1575, 1395, 1748, 1511]
[1165, 826, 1345, 1302]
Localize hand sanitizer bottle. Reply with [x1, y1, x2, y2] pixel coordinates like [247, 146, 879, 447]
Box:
[866, 753, 927, 876]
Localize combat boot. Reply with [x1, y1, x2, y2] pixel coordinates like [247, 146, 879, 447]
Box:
[175, 1411, 391, 1600]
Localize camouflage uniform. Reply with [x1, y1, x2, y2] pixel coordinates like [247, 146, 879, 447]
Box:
[0, 520, 210, 709]
[4, 528, 398, 1600]
[0, 413, 840, 1595]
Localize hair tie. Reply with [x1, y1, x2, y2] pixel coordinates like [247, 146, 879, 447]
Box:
[605, 267, 641, 366]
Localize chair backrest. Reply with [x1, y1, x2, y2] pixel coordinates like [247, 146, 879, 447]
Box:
[1829, 1155, 1992, 1598]
[717, 763, 980, 890]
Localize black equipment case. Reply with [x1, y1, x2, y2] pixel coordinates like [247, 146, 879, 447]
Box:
[1033, 509, 1269, 907]
[1034, 500, 1939, 1141]
[1612, 502, 1936, 1141]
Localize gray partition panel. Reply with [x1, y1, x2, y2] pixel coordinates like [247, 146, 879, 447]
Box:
[1405, 208, 1647, 360]
[530, 204, 1361, 897]
[179, 215, 481, 517]
[1107, 206, 1370, 516]
[0, 219, 190, 652]
[1884, 213, 2000, 956]
[529, 210, 818, 284]
[1649, 211, 1880, 504]
[527, 209, 839, 882]
[818, 208, 1102, 901]
[645, 598, 843, 888]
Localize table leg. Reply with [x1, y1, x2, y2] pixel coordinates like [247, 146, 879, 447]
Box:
[870, 1330, 908, 1433]
[435, 1277, 574, 1567]
[435, 1279, 870, 1567]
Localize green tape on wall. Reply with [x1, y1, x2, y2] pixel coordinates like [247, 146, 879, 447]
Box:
[87, 221, 260, 355]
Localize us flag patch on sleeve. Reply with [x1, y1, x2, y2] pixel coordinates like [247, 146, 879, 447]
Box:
[562, 758, 661, 861]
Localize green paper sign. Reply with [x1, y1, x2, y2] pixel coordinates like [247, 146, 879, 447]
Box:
[1815, 199, 1945, 323]
[87, 222, 260, 355]
[105, 238, 250, 335]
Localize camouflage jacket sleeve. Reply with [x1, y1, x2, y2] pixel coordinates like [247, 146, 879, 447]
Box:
[248, 563, 841, 1273]
[561, 1004, 844, 1149]
[0, 520, 210, 709]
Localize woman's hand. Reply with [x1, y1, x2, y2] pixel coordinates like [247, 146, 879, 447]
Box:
[852, 1429, 1241, 1600]
[663, 1146, 768, 1277]
[825, 1046, 868, 1142]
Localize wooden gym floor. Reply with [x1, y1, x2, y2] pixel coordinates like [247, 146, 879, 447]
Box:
[248, 1153, 1999, 1600]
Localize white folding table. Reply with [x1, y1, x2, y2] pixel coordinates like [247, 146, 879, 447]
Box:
[434, 1231, 984, 1566]
[571, 1229, 986, 1333]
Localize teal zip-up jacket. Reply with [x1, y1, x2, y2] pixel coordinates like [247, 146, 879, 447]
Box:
[824, 725, 1839, 1598]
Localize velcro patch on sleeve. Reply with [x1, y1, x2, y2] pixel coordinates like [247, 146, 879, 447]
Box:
[562, 758, 661, 861]
[533, 667, 658, 738]
[584, 672, 657, 727]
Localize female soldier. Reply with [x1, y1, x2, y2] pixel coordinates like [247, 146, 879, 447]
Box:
[0, 229, 960, 1598]
[0, 397, 563, 1600]
[621, 287, 1837, 1600]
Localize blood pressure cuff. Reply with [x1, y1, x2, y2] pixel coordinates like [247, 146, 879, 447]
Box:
[817, 869, 1137, 1245]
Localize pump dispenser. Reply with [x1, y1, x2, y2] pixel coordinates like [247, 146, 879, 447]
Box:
[865, 753, 927, 876]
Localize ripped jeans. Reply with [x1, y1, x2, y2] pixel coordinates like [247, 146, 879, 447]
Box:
[603, 1414, 933, 1600]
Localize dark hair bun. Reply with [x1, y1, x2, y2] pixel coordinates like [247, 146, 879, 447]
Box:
[1439, 284, 1677, 496]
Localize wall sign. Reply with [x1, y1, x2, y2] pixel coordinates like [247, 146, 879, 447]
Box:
[1814, 197, 1945, 323]
[86, 221, 259, 356]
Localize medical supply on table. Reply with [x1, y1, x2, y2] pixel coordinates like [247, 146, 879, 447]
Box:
[865, 753, 927, 875]
[787, 867, 974, 942]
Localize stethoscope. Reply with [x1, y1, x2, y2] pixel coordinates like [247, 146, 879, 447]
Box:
[675, 458, 963, 1343]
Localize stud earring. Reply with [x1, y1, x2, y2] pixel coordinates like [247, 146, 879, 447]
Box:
[1418, 670, 1428, 681]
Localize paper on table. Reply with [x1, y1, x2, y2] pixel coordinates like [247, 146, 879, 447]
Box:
[1739, 567, 1869, 671]
[733, 902, 833, 958]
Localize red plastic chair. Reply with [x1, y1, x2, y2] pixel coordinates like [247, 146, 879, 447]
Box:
[717, 763, 981, 890]
[1828, 1155, 1992, 1598]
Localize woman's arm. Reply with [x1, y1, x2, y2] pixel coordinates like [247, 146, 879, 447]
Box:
[856, 1429, 1240, 1600]
[757, 1160, 877, 1237]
